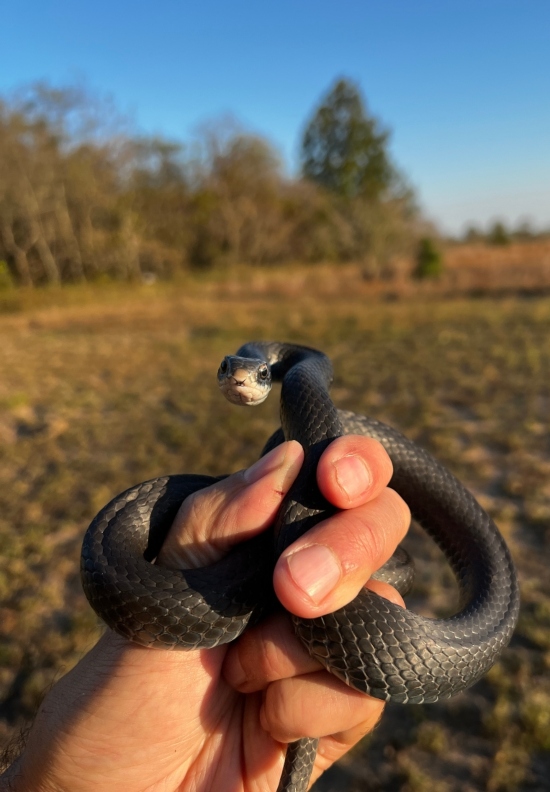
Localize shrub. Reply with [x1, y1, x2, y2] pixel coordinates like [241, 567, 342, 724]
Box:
[413, 237, 443, 279]
[0, 261, 14, 291]
[487, 221, 510, 246]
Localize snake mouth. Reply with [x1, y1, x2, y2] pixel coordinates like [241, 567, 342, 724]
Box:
[218, 360, 271, 406]
[220, 380, 269, 406]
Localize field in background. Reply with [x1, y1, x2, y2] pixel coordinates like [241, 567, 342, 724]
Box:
[0, 275, 549, 791]
[441, 241, 550, 295]
[2, 239, 550, 316]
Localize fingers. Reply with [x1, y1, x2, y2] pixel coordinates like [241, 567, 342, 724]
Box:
[261, 670, 385, 744]
[161, 432, 410, 758]
[225, 612, 314, 693]
[225, 580, 406, 752]
[157, 441, 303, 568]
[158, 433, 402, 578]
[272, 434, 409, 618]
[224, 582, 405, 694]
[274, 486, 410, 618]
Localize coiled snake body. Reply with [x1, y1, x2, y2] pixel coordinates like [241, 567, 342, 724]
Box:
[82, 341, 520, 792]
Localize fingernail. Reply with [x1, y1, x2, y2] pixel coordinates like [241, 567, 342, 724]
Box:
[332, 454, 372, 501]
[244, 444, 288, 484]
[286, 544, 341, 604]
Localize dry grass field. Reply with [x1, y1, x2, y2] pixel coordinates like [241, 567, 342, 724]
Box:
[0, 270, 549, 790]
[442, 241, 550, 296]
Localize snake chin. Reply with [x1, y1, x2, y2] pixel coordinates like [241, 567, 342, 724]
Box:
[218, 382, 269, 406]
[217, 359, 271, 405]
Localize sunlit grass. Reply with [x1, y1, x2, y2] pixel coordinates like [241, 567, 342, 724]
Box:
[0, 280, 549, 790]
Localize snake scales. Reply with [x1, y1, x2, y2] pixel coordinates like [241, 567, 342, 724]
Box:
[81, 341, 520, 792]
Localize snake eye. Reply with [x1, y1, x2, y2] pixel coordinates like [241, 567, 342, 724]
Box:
[220, 359, 228, 374]
[258, 366, 269, 380]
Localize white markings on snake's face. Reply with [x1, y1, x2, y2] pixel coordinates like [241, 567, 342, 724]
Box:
[217, 355, 272, 406]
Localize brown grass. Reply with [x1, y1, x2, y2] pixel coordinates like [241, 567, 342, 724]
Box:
[443, 240, 550, 294]
[0, 275, 549, 790]
[1, 240, 550, 316]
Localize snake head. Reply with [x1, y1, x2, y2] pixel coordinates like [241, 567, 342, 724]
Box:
[217, 355, 272, 406]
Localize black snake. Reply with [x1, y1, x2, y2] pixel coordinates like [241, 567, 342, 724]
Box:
[81, 341, 520, 792]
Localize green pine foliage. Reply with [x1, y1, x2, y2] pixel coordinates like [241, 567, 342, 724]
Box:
[300, 78, 398, 201]
[413, 237, 444, 279]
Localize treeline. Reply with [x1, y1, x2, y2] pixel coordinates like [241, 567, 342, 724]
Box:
[460, 220, 550, 246]
[0, 80, 420, 287]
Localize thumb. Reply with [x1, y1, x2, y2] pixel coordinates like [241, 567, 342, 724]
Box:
[157, 441, 304, 569]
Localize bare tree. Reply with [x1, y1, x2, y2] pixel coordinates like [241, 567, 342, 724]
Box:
[0, 81, 420, 284]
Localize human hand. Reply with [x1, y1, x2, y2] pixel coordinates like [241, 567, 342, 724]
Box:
[1, 437, 410, 792]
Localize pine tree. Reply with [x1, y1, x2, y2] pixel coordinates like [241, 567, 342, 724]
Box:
[301, 79, 395, 201]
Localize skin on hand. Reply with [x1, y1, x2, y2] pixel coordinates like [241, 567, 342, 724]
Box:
[1, 437, 410, 792]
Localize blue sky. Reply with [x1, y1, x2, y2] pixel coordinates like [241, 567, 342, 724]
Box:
[2, 0, 549, 234]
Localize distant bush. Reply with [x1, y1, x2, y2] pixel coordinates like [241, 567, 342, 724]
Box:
[413, 237, 443, 279]
[487, 221, 510, 246]
[0, 261, 14, 290]
[460, 220, 550, 246]
[462, 225, 484, 243]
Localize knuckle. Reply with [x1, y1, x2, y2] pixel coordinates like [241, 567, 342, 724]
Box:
[348, 513, 386, 568]
[232, 617, 294, 689]
[182, 490, 215, 538]
[343, 488, 411, 570]
[186, 491, 207, 525]
[246, 639, 283, 686]
[263, 682, 297, 740]
[383, 487, 411, 537]
[179, 475, 242, 536]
